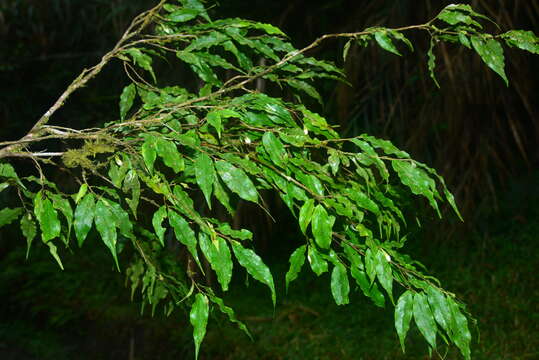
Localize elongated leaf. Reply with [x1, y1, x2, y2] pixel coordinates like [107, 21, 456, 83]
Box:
[208, 294, 251, 338]
[190, 293, 209, 360]
[74, 184, 88, 204]
[331, 263, 350, 305]
[167, 8, 199, 22]
[156, 138, 184, 173]
[47, 242, 64, 270]
[502, 30, 539, 55]
[194, 153, 215, 209]
[48, 193, 73, 241]
[152, 206, 168, 247]
[0, 207, 23, 228]
[287, 79, 323, 104]
[169, 210, 202, 269]
[426, 286, 451, 333]
[374, 30, 401, 56]
[471, 36, 508, 85]
[392, 160, 440, 216]
[448, 299, 471, 360]
[365, 248, 376, 283]
[375, 249, 393, 301]
[350, 266, 385, 308]
[413, 292, 437, 349]
[311, 205, 334, 249]
[34, 193, 61, 243]
[262, 132, 288, 167]
[285, 245, 306, 292]
[231, 240, 276, 306]
[74, 193, 95, 247]
[199, 233, 232, 291]
[298, 199, 315, 235]
[427, 39, 440, 88]
[123, 48, 156, 82]
[307, 245, 328, 276]
[141, 136, 157, 172]
[215, 161, 258, 203]
[20, 213, 37, 258]
[95, 199, 119, 269]
[119, 83, 136, 120]
[395, 290, 414, 352]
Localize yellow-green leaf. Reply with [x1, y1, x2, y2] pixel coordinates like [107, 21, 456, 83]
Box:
[190, 293, 209, 360]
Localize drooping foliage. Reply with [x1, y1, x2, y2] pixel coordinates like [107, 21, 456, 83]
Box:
[1, 1, 538, 358]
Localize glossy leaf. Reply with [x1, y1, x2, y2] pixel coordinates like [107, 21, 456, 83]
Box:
[199, 233, 232, 291]
[307, 245, 328, 276]
[426, 286, 451, 333]
[413, 292, 437, 349]
[194, 153, 215, 209]
[34, 193, 61, 243]
[374, 249, 393, 301]
[47, 242, 64, 270]
[298, 199, 315, 235]
[502, 30, 539, 55]
[169, 210, 202, 270]
[311, 205, 335, 249]
[471, 36, 508, 85]
[395, 290, 414, 352]
[190, 293, 209, 360]
[208, 294, 251, 338]
[141, 136, 157, 172]
[448, 299, 472, 360]
[95, 199, 119, 269]
[374, 30, 401, 56]
[285, 245, 306, 292]
[231, 240, 276, 306]
[156, 137, 184, 173]
[262, 132, 288, 167]
[427, 39, 440, 88]
[215, 160, 258, 203]
[74, 193, 95, 247]
[331, 263, 350, 305]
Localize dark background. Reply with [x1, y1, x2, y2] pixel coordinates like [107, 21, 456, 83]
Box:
[1, 1, 538, 359]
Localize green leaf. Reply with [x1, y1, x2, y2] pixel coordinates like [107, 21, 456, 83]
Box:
[74, 193, 95, 247]
[374, 30, 401, 56]
[392, 160, 440, 216]
[141, 136, 157, 172]
[156, 137, 184, 173]
[350, 266, 385, 308]
[438, 9, 482, 28]
[395, 290, 414, 352]
[285, 245, 306, 292]
[426, 286, 451, 334]
[169, 210, 202, 270]
[413, 292, 437, 349]
[307, 245, 328, 276]
[375, 249, 393, 301]
[47, 242, 64, 270]
[215, 160, 258, 203]
[287, 79, 323, 104]
[206, 111, 222, 138]
[217, 223, 252, 241]
[48, 193, 73, 241]
[502, 30, 539, 55]
[331, 263, 350, 305]
[311, 205, 335, 249]
[471, 36, 508, 86]
[448, 299, 471, 360]
[34, 193, 61, 243]
[427, 39, 440, 88]
[167, 8, 199, 22]
[199, 233, 233, 291]
[298, 199, 315, 235]
[190, 293, 209, 360]
[208, 294, 251, 339]
[152, 206, 168, 247]
[328, 149, 340, 175]
[119, 83, 136, 120]
[95, 199, 119, 269]
[20, 213, 37, 258]
[0, 207, 23, 228]
[262, 132, 288, 167]
[194, 153, 215, 209]
[74, 184, 88, 204]
[231, 240, 276, 306]
[123, 48, 156, 82]
[213, 173, 234, 215]
[365, 248, 376, 282]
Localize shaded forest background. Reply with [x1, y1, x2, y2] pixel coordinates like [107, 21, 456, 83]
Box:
[0, 0, 538, 359]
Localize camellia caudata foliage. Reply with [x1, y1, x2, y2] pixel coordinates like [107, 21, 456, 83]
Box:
[1, 1, 538, 358]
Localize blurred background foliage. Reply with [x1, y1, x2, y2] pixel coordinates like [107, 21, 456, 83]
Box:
[0, 0, 538, 359]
